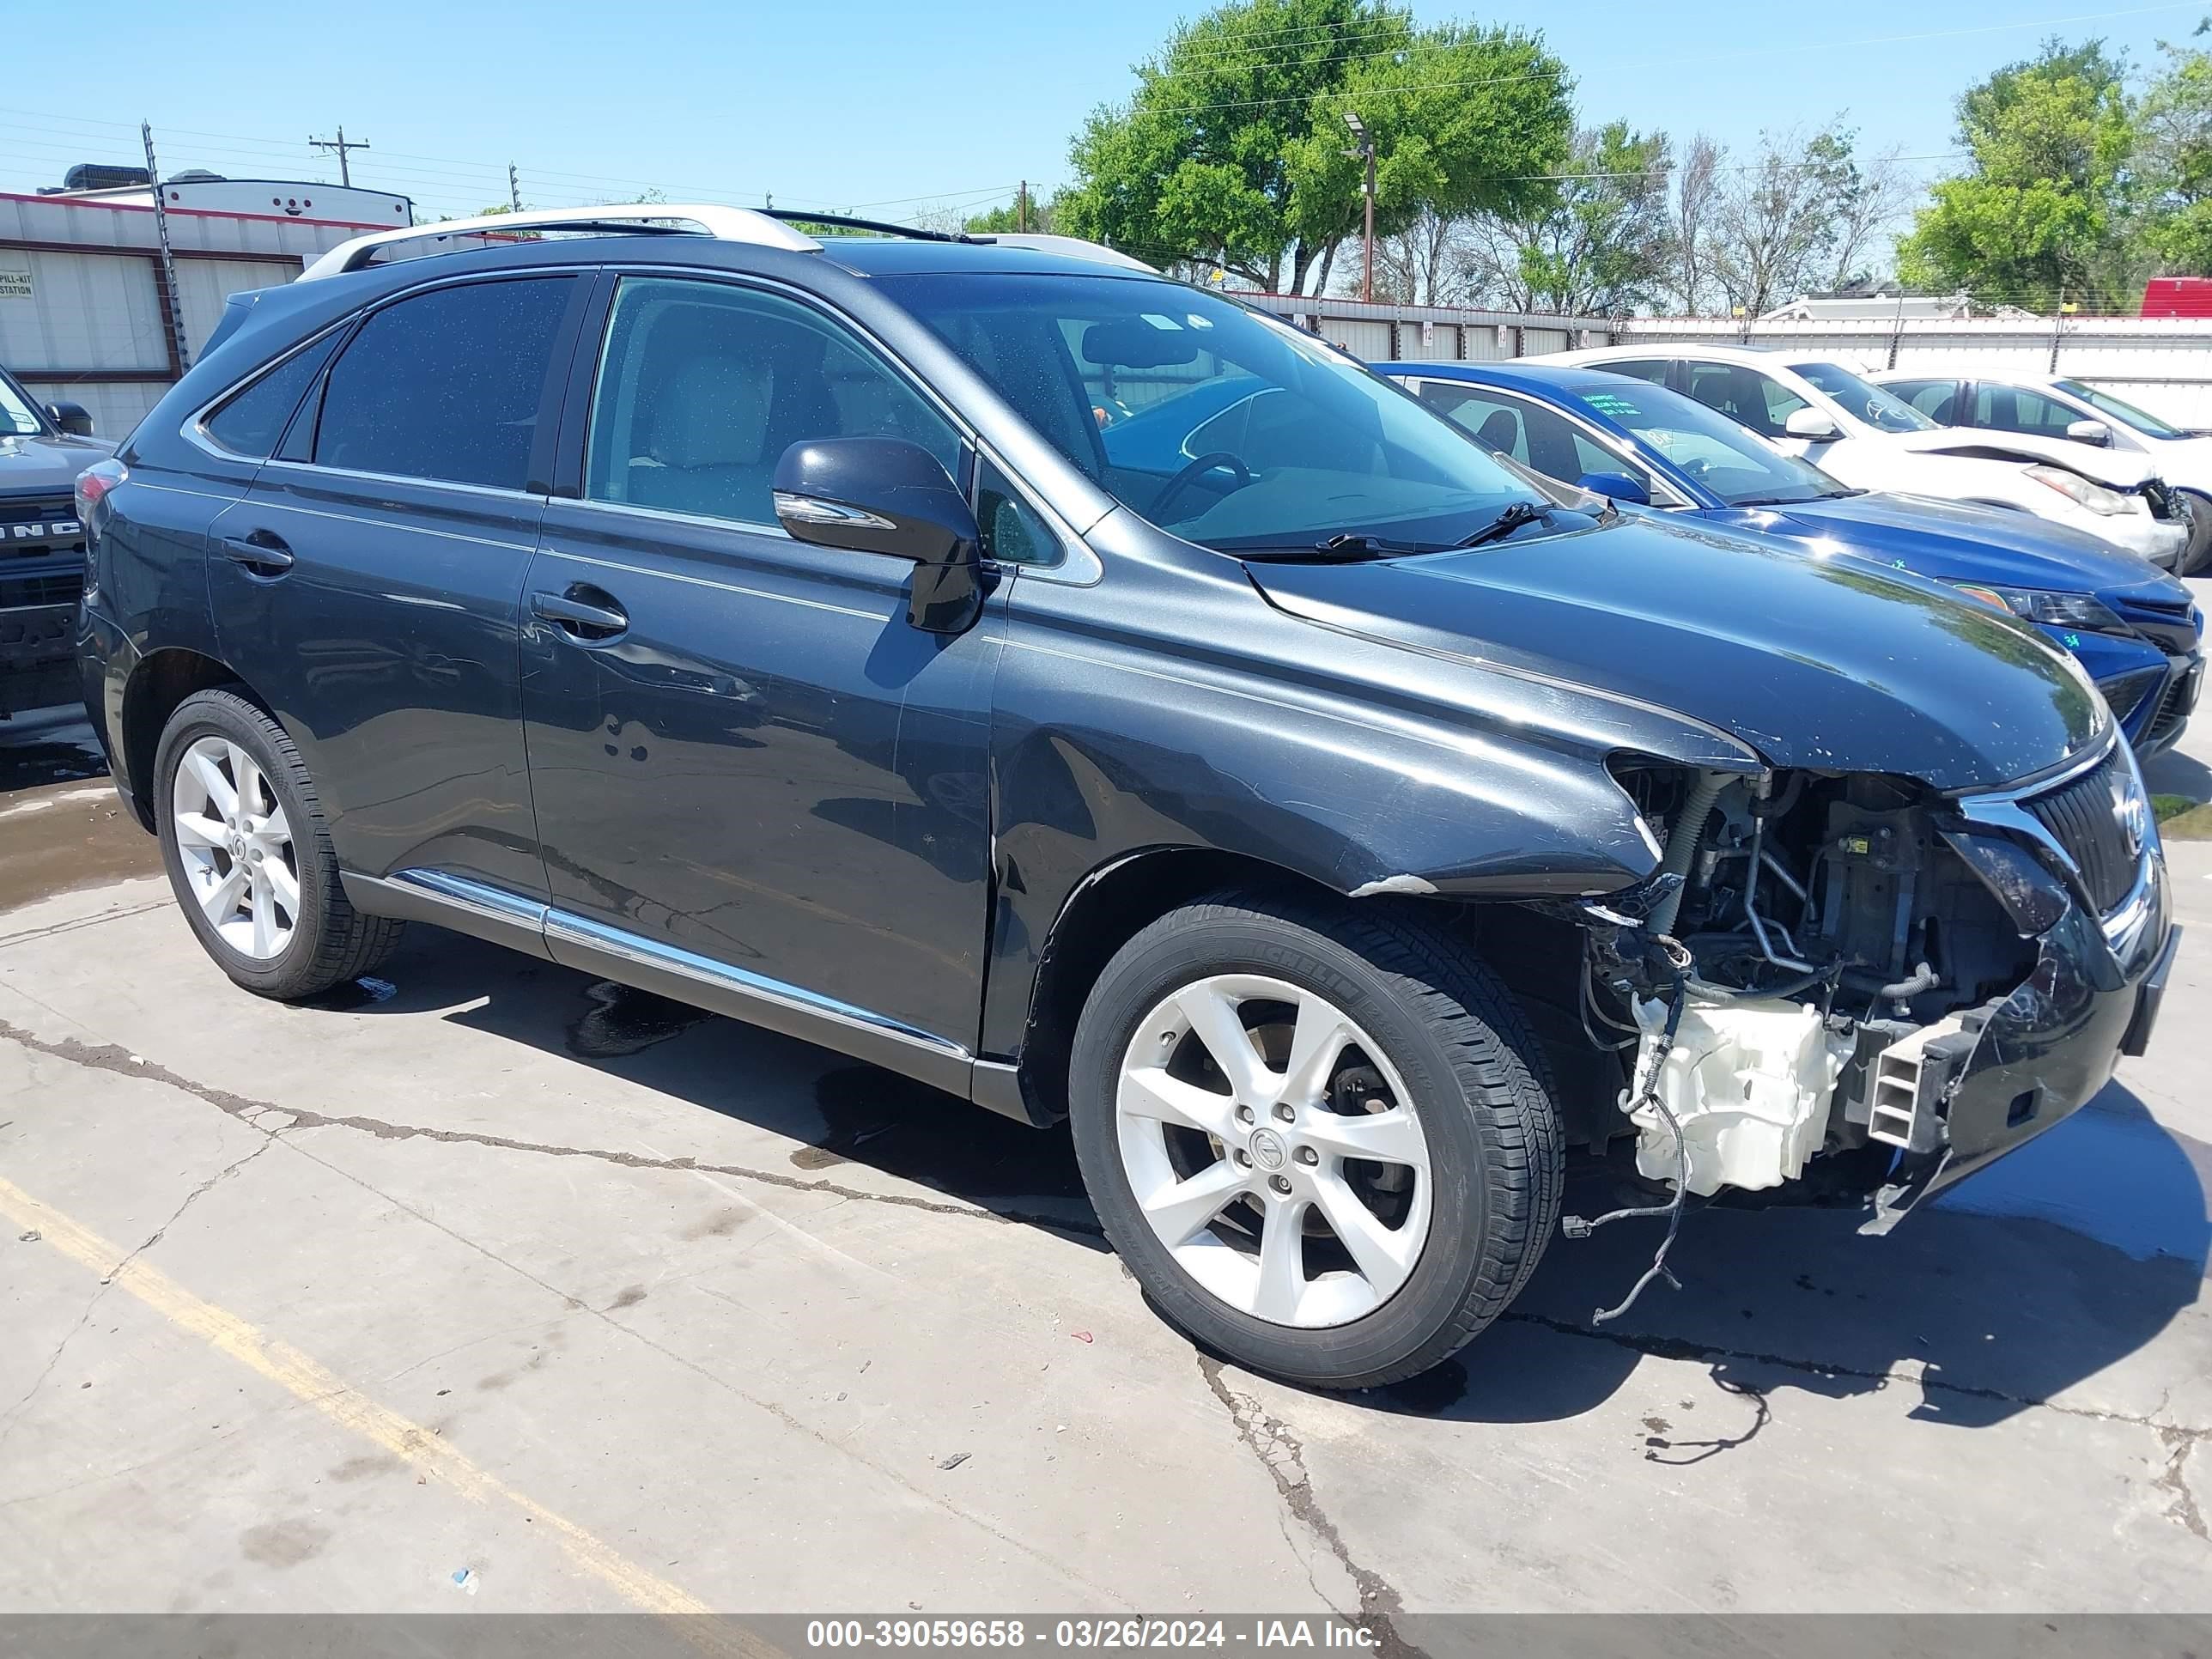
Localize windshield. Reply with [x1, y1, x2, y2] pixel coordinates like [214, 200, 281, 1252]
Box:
[0, 371, 42, 436]
[2054, 379, 2187, 439]
[876, 272, 1543, 553]
[1566, 379, 1853, 507]
[1789, 362, 1936, 433]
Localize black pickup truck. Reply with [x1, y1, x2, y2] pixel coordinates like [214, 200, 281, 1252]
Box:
[0, 363, 112, 715]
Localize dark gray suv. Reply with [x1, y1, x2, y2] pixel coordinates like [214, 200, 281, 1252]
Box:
[75, 207, 2176, 1387]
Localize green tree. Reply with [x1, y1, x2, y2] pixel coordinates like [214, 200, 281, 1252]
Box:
[964, 195, 1055, 234]
[2138, 22, 2212, 271]
[1462, 122, 1671, 314]
[1057, 0, 1570, 293]
[1897, 40, 2137, 308]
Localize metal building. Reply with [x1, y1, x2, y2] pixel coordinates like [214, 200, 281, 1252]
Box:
[0, 175, 414, 436]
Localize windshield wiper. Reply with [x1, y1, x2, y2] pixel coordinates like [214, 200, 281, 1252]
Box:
[1453, 501, 1554, 548]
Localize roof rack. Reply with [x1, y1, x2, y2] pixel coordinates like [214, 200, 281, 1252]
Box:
[763, 209, 972, 244]
[296, 203, 820, 282]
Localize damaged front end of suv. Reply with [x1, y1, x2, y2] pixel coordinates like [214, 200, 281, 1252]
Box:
[1586, 738, 2174, 1258]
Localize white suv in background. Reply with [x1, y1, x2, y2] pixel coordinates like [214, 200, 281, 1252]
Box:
[1872, 368, 2212, 574]
[1537, 343, 2190, 569]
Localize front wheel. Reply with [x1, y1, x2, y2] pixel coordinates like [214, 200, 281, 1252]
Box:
[1067, 891, 1563, 1389]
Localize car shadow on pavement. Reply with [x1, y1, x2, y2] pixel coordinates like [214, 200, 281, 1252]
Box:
[315, 929, 2206, 1424]
[1367, 1085, 2208, 1429]
[307, 927, 1103, 1244]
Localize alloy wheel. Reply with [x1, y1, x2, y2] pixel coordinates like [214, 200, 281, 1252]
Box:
[169, 734, 299, 961]
[1114, 974, 1433, 1328]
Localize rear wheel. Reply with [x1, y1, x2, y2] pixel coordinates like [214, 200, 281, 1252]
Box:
[2179, 489, 2212, 576]
[1067, 891, 1562, 1389]
[154, 689, 403, 999]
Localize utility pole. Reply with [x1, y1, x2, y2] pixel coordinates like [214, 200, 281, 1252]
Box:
[508, 162, 523, 212]
[1018, 180, 1029, 234]
[142, 122, 190, 373]
[309, 126, 370, 186]
[1342, 111, 1375, 301]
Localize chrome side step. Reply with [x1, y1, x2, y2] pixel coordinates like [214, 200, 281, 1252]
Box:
[341, 868, 986, 1104]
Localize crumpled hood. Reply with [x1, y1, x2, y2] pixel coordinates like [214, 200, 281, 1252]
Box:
[1887, 424, 2156, 488]
[0, 429, 113, 495]
[1244, 514, 2103, 792]
[1728, 491, 2179, 596]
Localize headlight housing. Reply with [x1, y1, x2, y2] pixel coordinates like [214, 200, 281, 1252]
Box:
[1954, 583, 2134, 635]
[2024, 463, 2137, 517]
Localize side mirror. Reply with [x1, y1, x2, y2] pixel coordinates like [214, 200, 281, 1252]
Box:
[2065, 417, 2112, 447]
[1576, 471, 1650, 506]
[773, 437, 984, 634]
[45, 401, 94, 438]
[1784, 407, 1839, 441]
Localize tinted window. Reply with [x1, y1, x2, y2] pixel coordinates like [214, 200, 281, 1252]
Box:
[1567, 379, 1853, 507]
[2055, 379, 2185, 438]
[1684, 362, 1808, 439]
[1974, 383, 2086, 439]
[585, 276, 962, 528]
[880, 271, 1546, 555]
[976, 459, 1060, 567]
[1886, 379, 1960, 423]
[1418, 383, 1650, 493]
[1788, 362, 1935, 431]
[202, 332, 341, 458]
[313, 277, 573, 489]
[1600, 360, 1671, 386]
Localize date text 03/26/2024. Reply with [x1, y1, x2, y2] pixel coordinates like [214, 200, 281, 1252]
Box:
[803, 1621, 1380, 1650]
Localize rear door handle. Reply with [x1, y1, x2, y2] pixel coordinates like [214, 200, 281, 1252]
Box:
[220, 532, 295, 575]
[530, 586, 629, 640]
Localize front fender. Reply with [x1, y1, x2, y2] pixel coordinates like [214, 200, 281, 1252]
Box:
[975, 559, 1758, 1059]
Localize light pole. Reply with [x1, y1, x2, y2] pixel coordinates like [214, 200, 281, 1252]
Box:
[1343, 110, 1375, 302]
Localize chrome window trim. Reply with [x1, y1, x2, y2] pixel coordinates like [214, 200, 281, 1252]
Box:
[255, 455, 547, 507]
[974, 440, 1102, 586]
[181, 319, 353, 465]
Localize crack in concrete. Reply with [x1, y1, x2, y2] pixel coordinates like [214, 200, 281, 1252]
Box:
[2154, 1426, 2211, 1543]
[0, 1130, 272, 1446]
[1197, 1355, 1421, 1657]
[0, 1021, 1103, 1243]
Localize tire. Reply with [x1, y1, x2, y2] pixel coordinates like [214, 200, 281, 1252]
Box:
[1067, 890, 1562, 1389]
[2179, 490, 2212, 577]
[153, 688, 404, 999]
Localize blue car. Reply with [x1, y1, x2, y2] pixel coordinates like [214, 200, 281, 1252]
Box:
[1379, 361, 2204, 757]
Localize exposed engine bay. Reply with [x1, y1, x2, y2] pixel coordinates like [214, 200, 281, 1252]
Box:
[1578, 765, 2045, 1201]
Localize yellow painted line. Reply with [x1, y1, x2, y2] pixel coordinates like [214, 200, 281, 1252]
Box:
[0, 1171, 764, 1645]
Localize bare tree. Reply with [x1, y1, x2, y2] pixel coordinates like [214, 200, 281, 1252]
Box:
[1366, 210, 1473, 304]
[1711, 125, 1858, 315]
[1664, 133, 1724, 313]
[1825, 144, 1918, 289]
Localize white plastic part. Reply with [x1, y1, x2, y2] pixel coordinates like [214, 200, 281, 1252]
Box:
[1623, 996, 1852, 1195]
[297, 204, 820, 283]
[1865, 1014, 1967, 1151]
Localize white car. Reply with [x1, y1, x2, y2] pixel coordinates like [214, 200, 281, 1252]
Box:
[1536, 343, 2190, 570]
[1871, 367, 2212, 574]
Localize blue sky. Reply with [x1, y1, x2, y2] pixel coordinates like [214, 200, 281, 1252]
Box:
[2, 0, 2207, 225]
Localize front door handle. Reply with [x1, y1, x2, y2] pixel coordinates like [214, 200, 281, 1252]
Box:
[220, 532, 295, 575]
[531, 586, 629, 640]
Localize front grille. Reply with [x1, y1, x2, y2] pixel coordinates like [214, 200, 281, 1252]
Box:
[0, 494, 83, 556]
[2024, 751, 2140, 913]
[0, 571, 83, 610]
[2147, 666, 2200, 747]
[2100, 666, 2166, 726]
